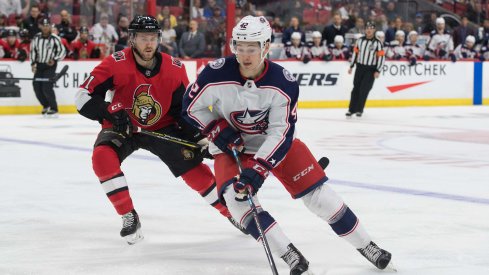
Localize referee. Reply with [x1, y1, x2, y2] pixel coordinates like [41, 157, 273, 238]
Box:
[347, 21, 385, 118]
[30, 18, 66, 117]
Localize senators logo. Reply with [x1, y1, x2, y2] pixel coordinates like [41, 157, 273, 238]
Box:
[230, 108, 270, 134]
[181, 148, 195, 160]
[130, 84, 162, 126]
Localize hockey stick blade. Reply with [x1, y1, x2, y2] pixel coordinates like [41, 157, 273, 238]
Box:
[52, 65, 69, 82]
[318, 157, 329, 170]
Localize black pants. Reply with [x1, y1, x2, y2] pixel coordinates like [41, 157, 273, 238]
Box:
[33, 62, 58, 112]
[348, 64, 376, 114]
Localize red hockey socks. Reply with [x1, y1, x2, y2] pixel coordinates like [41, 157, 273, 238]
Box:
[181, 163, 231, 217]
[92, 145, 133, 215]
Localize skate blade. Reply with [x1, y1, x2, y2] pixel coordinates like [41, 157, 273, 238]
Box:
[124, 228, 144, 245]
[385, 261, 397, 272]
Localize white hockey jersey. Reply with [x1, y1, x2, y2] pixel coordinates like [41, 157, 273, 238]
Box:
[428, 30, 454, 58]
[404, 43, 425, 58]
[182, 57, 298, 167]
[453, 44, 478, 59]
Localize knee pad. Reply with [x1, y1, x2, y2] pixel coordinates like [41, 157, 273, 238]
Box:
[92, 145, 122, 181]
[302, 184, 358, 236]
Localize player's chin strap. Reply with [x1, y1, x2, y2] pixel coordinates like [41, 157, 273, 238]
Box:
[230, 146, 279, 275]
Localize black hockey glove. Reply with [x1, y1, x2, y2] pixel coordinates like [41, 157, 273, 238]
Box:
[202, 119, 243, 156]
[107, 103, 133, 136]
[233, 158, 271, 200]
[449, 53, 457, 63]
[303, 55, 311, 64]
[423, 55, 430, 61]
[323, 54, 333, 61]
[438, 49, 447, 58]
[409, 56, 417, 66]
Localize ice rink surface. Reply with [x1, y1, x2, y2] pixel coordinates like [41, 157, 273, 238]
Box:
[1, 106, 488, 275]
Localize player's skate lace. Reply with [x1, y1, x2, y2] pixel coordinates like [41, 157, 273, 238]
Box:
[122, 212, 135, 229]
[358, 241, 392, 270]
[281, 244, 310, 275]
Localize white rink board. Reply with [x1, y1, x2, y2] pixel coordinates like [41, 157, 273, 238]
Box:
[0, 60, 475, 108]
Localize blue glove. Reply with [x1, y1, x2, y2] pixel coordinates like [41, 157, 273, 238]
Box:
[202, 119, 243, 156]
[233, 158, 272, 198]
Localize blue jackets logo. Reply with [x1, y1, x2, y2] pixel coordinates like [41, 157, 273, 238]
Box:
[230, 108, 270, 134]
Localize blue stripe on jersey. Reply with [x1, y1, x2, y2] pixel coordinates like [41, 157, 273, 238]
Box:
[329, 207, 359, 236]
[245, 211, 276, 240]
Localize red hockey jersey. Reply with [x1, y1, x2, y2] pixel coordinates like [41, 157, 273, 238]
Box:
[80, 48, 190, 131]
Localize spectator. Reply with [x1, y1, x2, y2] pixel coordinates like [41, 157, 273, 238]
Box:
[384, 2, 398, 22]
[477, 19, 489, 45]
[427, 18, 455, 61]
[423, 12, 438, 34]
[203, 0, 225, 18]
[115, 15, 129, 51]
[454, 35, 478, 60]
[157, 6, 177, 28]
[413, 13, 424, 34]
[179, 19, 205, 59]
[206, 7, 225, 57]
[349, 17, 365, 35]
[23, 5, 41, 39]
[371, 0, 384, 18]
[453, 16, 476, 48]
[56, 10, 77, 43]
[54, 0, 73, 15]
[71, 26, 100, 59]
[159, 17, 178, 56]
[80, 0, 96, 25]
[271, 16, 284, 34]
[190, 0, 205, 21]
[51, 24, 72, 55]
[321, 13, 348, 46]
[282, 16, 305, 44]
[280, 31, 308, 61]
[376, 14, 389, 32]
[385, 17, 404, 43]
[467, 2, 485, 25]
[0, 0, 22, 17]
[90, 13, 118, 55]
[157, 0, 179, 5]
[0, 14, 6, 37]
[328, 35, 350, 60]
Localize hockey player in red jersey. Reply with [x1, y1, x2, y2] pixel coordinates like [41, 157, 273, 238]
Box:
[75, 15, 243, 244]
[183, 16, 393, 274]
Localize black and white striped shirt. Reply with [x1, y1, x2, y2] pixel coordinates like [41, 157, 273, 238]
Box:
[30, 33, 66, 65]
[350, 36, 385, 72]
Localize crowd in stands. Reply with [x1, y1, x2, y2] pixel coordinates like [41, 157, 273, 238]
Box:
[2, 0, 489, 63]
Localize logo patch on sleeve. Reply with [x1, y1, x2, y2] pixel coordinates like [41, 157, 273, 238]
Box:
[283, 69, 296, 82]
[112, 51, 126, 62]
[171, 57, 182, 68]
[209, 58, 225, 69]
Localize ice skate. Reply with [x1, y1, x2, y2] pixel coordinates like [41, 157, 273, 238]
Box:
[281, 244, 313, 275]
[120, 209, 143, 245]
[358, 241, 392, 270]
[345, 112, 353, 118]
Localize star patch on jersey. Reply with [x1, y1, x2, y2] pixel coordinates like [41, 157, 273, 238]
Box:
[209, 58, 225, 69]
[230, 108, 270, 134]
[112, 51, 126, 62]
[283, 68, 296, 82]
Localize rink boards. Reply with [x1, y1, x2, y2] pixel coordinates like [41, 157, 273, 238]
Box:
[0, 59, 487, 114]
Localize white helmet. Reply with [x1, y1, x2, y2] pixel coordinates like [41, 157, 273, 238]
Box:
[395, 30, 405, 38]
[291, 32, 302, 40]
[436, 17, 445, 25]
[375, 31, 385, 40]
[466, 35, 476, 44]
[334, 35, 344, 44]
[312, 31, 322, 39]
[230, 15, 272, 54]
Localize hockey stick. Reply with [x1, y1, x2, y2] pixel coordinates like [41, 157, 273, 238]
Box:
[134, 126, 201, 149]
[230, 146, 279, 275]
[0, 65, 69, 83]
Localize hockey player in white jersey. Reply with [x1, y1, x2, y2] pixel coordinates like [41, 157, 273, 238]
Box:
[427, 17, 456, 62]
[182, 15, 393, 274]
[280, 31, 309, 62]
[386, 30, 406, 60]
[453, 35, 478, 60]
[404, 31, 426, 65]
[328, 35, 350, 60]
[307, 31, 332, 61]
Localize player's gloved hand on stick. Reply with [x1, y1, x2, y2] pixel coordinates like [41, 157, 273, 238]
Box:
[233, 158, 272, 200]
[107, 103, 133, 136]
[197, 138, 214, 159]
[449, 53, 457, 63]
[202, 119, 243, 156]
